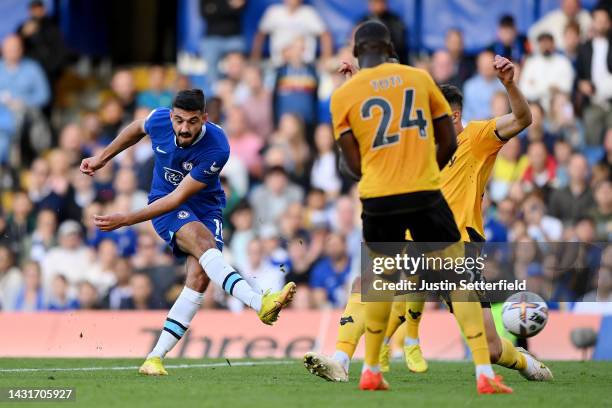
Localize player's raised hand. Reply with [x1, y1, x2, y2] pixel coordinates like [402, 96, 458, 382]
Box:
[80, 156, 106, 176]
[94, 213, 129, 231]
[494, 55, 515, 86]
[338, 61, 358, 79]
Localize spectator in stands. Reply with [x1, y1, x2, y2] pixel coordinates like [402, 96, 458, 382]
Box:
[490, 90, 510, 118]
[119, 273, 163, 310]
[0, 34, 50, 165]
[110, 69, 137, 120]
[136, 65, 173, 109]
[488, 14, 529, 62]
[332, 195, 361, 264]
[549, 154, 595, 224]
[0, 245, 22, 310]
[563, 20, 581, 67]
[23, 208, 56, 263]
[76, 281, 99, 310]
[521, 141, 557, 193]
[131, 231, 172, 270]
[491, 138, 529, 200]
[87, 239, 120, 297]
[4, 190, 34, 254]
[249, 166, 304, 225]
[462, 50, 503, 121]
[310, 124, 341, 198]
[359, 0, 408, 63]
[239, 65, 273, 139]
[104, 257, 133, 310]
[228, 201, 255, 272]
[200, 0, 245, 85]
[548, 91, 583, 148]
[492, 198, 517, 241]
[112, 168, 148, 212]
[269, 113, 311, 182]
[243, 238, 284, 293]
[285, 235, 315, 308]
[58, 124, 85, 167]
[17, 0, 70, 87]
[521, 102, 557, 153]
[273, 38, 319, 138]
[310, 232, 351, 308]
[41, 220, 93, 291]
[519, 33, 575, 113]
[522, 192, 563, 242]
[27, 158, 62, 214]
[576, 6, 612, 146]
[98, 97, 125, 146]
[444, 28, 475, 86]
[589, 180, 611, 241]
[553, 139, 572, 188]
[12, 260, 44, 311]
[47, 274, 78, 311]
[430, 50, 461, 88]
[251, 0, 332, 66]
[225, 105, 264, 178]
[529, 0, 591, 52]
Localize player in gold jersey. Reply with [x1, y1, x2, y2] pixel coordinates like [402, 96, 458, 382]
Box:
[304, 54, 552, 388]
[326, 21, 509, 393]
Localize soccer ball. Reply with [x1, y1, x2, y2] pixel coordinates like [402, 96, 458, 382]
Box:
[501, 292, 549, 338]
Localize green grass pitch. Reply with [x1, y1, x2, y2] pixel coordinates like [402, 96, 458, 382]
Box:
[0, 359, 610, 408]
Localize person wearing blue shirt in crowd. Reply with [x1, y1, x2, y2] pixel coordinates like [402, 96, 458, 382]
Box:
[488, 15, 529, 63]
[462, 50, 504, 122]
[79, 88, 296, 376]
[310, 233, 351, 308]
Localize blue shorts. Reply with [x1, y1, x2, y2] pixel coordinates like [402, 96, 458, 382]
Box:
[152, 204, 224, 258]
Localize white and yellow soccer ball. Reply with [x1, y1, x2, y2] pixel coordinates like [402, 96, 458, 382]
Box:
[501, 291, 549, 338]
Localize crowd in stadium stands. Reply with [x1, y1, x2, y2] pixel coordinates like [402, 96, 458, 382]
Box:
[0, 0, 611, 313]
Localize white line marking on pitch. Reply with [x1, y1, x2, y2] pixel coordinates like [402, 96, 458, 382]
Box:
[0, 360, 295, 373]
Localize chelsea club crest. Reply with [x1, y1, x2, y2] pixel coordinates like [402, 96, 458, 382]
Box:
[182, 162, 193, 171]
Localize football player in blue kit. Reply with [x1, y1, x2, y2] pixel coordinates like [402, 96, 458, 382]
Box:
[80, 89, 296, 375]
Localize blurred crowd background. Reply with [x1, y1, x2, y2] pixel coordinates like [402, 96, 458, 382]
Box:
[0, 0, 610, 313]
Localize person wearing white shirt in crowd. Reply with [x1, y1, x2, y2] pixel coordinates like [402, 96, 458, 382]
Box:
[529, 0, 592, 52]
[310, 124, 341, 198]
[41, 220, 93, 294]
[522, 192, 564, 242]
[251, 0, 333, 66]
[520, 33, 575, 113]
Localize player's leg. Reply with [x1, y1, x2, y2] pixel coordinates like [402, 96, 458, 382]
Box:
[304, 278, 364, 382]
[407, 199, 510, 393]
[483, 307, 553, 381]
[360, 214, 407, 390]
[379, 298, 406, 372]
[175, 220, 296, 325]
[140, 256, 208, 375]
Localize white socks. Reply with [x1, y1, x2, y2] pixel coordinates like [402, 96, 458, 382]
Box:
[148, 286, 203, 359]
[476, 364, 495, 379]
[332, 350, 350, 372]
[199, 248, 262, 312]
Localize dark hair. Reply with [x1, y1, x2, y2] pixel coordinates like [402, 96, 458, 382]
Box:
[537, 32, 554, 42]
[439, 84, 463, 111]
[499, 14, 516, 27]
[353, 20, 393, 57]
[173, 89, 206, 112]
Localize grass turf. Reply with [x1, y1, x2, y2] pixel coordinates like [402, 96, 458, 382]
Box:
[0, 359, 610, 408]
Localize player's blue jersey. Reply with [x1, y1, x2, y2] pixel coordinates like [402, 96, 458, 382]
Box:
[144, 107, 229, 216]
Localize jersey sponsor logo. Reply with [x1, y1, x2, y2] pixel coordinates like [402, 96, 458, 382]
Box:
[163, 167, 184, 185]
[182, 162, 193, 171]
[156, 146, 168, 154]
[203, 161, 221, 175]
[177, 210, 190, 219]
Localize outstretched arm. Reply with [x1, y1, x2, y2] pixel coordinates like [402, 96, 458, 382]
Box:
[94, 174, 206, 231]
[80, 119, 147, 176]
[494, 55, 532, 140]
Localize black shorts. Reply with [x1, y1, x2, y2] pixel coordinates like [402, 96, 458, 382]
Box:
[361, 190, 461, 246]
